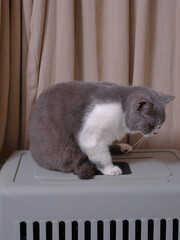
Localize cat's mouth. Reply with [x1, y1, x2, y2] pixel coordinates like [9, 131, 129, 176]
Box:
[151, 125, 161, 136]
[143, 125, 161, 137]
[125, 127, 161, 154]
[144, 130, 159, 138]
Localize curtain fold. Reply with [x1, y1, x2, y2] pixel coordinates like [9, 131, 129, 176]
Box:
[0, 0, 21, 157]
[129, 0, 180, 149]
[0, 0, 179, 157]
[75, 0, 99, 82]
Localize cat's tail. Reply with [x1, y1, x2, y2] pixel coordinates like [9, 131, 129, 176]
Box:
[75, 160, 97, 179]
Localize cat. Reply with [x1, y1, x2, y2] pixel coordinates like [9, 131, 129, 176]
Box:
[29, 81, 175, 179]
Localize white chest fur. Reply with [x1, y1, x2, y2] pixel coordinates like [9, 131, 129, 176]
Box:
[78, 102, 127, 152]
[77, 102, 127, 176]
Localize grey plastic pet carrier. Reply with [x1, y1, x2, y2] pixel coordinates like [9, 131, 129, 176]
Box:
[0, 149, 180, 240]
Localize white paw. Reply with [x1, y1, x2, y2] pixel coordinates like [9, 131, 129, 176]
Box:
[101, 165, 122, 176]
[119, 143, 132, 153]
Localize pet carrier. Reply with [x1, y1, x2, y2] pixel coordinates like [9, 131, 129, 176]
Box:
[0, 149, 180, 240]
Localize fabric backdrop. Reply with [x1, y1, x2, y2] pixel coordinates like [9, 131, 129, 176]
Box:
[0, 0, 180, 158]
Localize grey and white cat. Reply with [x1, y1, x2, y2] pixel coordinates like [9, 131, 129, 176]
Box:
[29, 82, 175, 179]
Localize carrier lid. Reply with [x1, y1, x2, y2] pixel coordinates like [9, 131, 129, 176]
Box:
[1, 150, 180, 185]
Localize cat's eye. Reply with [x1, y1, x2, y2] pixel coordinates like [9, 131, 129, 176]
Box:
[148, 123, 154, 128]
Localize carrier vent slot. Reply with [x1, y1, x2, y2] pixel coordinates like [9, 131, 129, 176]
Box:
[123, 220, 129, 240]
[85, 221, 91, 240]
[72, 221, 78, 240]
[33, 221, 39, 240]
[110, 220, 116, 240]
[148, 219, 154, 240]
[59, 221, 65, 240]
[46, 221, 52, 240]
[173, 219, 179, 240]
[19, 219, 179, 240]
[20, 222, 26, 240]
[160, 219, 166, 240]
[135, 220, 141, 240]
[97, 220, 103, 240]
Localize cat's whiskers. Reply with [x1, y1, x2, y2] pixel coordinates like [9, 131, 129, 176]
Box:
[133, 136, 147, 152]
[138, 136, 148, 152]
[125, 135, 151, 155]
[135, 136, 145, 149]
[147, 136, 150, 144]
[124, 135, 145, 155]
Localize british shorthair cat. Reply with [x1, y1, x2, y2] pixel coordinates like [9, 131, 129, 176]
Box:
[29, 82, 175, 179]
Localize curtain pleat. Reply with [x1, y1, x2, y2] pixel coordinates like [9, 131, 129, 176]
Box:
[75, 0, 98, 81]
[129, 0, 180, 149]
[0, 0, 21, 157]
[0, 0, 10, 157]
[0, 0, 179, 156]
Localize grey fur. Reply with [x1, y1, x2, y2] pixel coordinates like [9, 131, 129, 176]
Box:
[29, 81, 175, 179]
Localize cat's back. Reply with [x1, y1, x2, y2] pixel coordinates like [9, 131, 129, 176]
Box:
[33, 81, 123, 112]
[32, 82, 96, 114]
[35, 82, 95, 106]
[30, 82, 119, 134]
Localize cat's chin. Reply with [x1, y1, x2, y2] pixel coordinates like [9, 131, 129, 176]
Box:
[127, 129, 143, 135]
[143, 134, 151, 138]
[143, 131, 157, 138]
[126, 128, 155, 138]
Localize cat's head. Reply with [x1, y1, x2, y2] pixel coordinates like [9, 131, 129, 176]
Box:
[124, 88, 175, 136]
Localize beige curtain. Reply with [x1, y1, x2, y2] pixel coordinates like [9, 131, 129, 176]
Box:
[0, 0, 21, 157]
[0, 0, 180, 157]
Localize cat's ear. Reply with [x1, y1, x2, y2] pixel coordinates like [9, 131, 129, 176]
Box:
[136, 101, 147, 111]
[158, 92, 175, 104]
[136, 100, 154, 115]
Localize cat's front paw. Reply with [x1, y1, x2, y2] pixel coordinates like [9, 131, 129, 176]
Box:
[119, 143, 132, 153]
[101, 164, 122, 176]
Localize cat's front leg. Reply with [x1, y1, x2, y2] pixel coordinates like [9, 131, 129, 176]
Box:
[100, 163, 122, 176]
[116, 143, 132, 153]
[89, 146, 122, 176]
[109, 142, 132, 155]
[80, 141, 122, 176]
